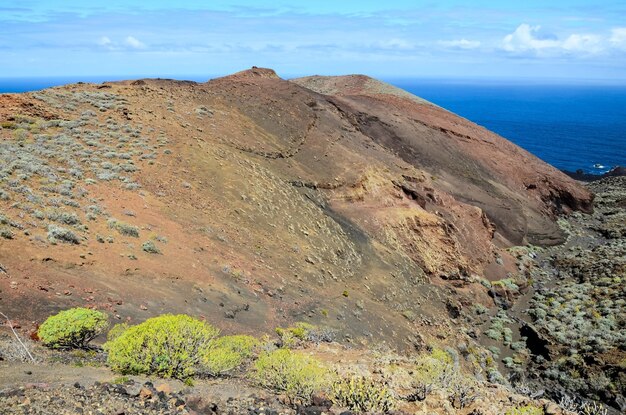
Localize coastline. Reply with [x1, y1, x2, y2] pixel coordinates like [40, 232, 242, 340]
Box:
[562, 166, 626, 182]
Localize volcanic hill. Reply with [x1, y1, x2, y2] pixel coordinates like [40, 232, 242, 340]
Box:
[0, 67, 593, 350]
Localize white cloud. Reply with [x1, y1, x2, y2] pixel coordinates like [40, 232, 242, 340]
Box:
[375, 38, 414, 50]
[98, 36, 147, 51]
[438, 39, 481, 50]
[124, 36, 146, 49]
[502, 24, 559, 53]
[610, 27, 626, 49]
[502, 23, 609, 57]
[98, 36, 112, 47]
[562, 34, 602, 53]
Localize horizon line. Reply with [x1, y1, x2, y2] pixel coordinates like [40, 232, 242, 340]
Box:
[2, 72, 626, 87]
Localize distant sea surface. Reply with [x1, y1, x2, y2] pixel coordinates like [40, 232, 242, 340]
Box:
[1, 76, 625, 173]
[391, 80, 626, 174]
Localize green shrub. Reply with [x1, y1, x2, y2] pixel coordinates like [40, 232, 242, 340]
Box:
[276, 329, 298, 348]
[141, 240, 160, 254]
[0, 228, 13, 239]
[107, 218, 139, 237]
[38, 308, 109, 349]
[276, 322, 314, 348]
[331, 376, 395, 413]
[105, 314, 219, 379]
[286, 322, 314, 339]
[411, 348, 455, 401]
[275, 322, 334, 346]
[47, 224, 80, 244]
[13, 128, 29, 141]
[106, 322, 129, 342]
[112, 376, 130, 385]
[201, 335, 259, 376]
[253, 349, 330, 404]
[46, 210, 80, 225]
[504, 405, 543, 415]
[447, 376, 478, 409]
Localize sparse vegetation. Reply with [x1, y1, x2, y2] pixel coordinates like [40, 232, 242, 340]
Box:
[0, 93, 160, 246]
[0, 336, 37, 363]
[108, 218, 139, 237]
[47, 224, 80, 244]
[331, 376, 395, 413]
[252, 349, 330, 404]
[484, 309, 515, 350]
[504, 405, 543, 415]
[46, 210, 81, 225]
[275, 322, 335, 347]
[141, 240, 160, 254]
[201, 335, 259, 376]
[447, 376, 479, 409]
[526, 240, 625, 404]
[559, 395, 610, 415]
[0, 228, 13, 239]
[410, 348, 455, 401]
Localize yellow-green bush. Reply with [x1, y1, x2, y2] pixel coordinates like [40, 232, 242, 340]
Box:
[429, 348, 454, 365]
[276, 322, 314, 348]
[201, 335, 259, 376]
[38, 308, 108, 349]
[411, 348, 455, 401]
[504, 405, 543, 415]
[275, 322, 335, 347]
[105, 314, 219, 379]
[276, 322, 313, 344]
[106, 322, 129, 342]
[253, 349, 331, 404]
[331, 376, 395, 413]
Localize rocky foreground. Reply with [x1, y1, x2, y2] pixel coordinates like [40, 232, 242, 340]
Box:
[0, 345, 576, 415]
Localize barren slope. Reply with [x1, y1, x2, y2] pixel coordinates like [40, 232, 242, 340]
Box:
[0, 68, 592, 350]
[292, 74, 593, 246]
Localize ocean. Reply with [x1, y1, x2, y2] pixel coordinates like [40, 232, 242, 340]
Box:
[391, 80, 626, 174]
[1, 76, 625, 174]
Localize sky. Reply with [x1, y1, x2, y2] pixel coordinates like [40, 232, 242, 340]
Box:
[1, 0, 626, 82]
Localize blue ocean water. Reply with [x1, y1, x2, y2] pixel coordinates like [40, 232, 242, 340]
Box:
[390, 80, 626, 173]
[1, 77, 625, 173]
[0, 77, 95, 93]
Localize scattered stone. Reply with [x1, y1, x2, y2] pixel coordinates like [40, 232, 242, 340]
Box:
[156, 383, 172, 394]
[0, 381, 190, 414]
[139, 386, 152, 399]
[544, 402, 560, 415]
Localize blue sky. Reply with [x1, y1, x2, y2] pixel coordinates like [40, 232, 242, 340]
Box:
[1, 1, 626, 81]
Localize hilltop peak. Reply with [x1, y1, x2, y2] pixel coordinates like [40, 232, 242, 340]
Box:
[219, 66, 281, 81]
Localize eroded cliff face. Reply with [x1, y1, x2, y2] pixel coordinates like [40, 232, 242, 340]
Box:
[292, 74, 593, 246]
[0, 68, 592, 348]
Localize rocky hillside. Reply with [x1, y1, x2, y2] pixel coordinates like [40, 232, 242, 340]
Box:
[0, 67, 614, 413]
[0, 67, 592, 342]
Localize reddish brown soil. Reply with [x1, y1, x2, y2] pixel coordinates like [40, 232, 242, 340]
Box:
[0, 68, 592, 350]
